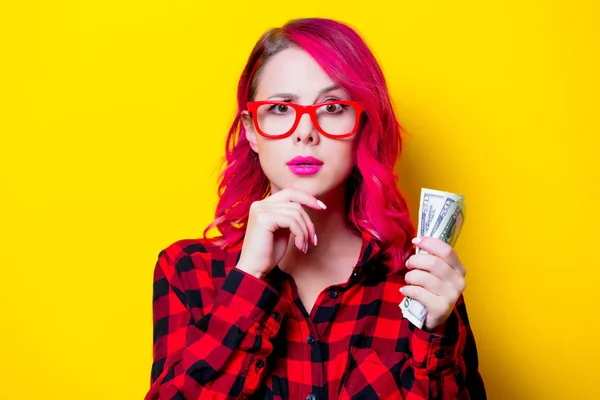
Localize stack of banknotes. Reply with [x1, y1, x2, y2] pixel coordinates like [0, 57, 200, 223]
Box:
[400, 188, 466, 329]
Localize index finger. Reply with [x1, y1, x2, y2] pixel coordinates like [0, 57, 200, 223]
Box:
[268, 188, 327, 210]
[412, 236, 465, 274]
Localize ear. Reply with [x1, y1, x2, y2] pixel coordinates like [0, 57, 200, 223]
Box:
[241, 110, 259, 154]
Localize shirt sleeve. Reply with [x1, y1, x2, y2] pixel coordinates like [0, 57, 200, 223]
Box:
[145, 246, 290, 400]
[406, 294, 487, 399]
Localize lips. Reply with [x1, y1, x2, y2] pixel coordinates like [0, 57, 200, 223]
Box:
[287, 164, 322, 176]
[287, 156, 324, 166]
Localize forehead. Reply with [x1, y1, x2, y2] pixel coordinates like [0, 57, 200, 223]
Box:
[254, 47, 339, 100]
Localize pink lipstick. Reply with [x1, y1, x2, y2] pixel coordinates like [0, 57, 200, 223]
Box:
[287, 156, 324, 176]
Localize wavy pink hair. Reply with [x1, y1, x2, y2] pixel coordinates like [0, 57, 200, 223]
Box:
[203, 18, 415, 273]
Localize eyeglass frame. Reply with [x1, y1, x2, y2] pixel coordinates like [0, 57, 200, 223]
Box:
[246, 100, 365, 139]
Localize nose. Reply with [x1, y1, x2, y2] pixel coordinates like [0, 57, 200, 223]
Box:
[292, 112, 319, 144]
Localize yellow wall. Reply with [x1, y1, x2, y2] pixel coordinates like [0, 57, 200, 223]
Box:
[1, 1, 598, 399]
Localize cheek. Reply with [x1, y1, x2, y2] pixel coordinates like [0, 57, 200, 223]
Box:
[329, 143, 356, 176]
[333, 158, 354, 179]
[256, 142, 285, 178]
[312, 144, 356, 191]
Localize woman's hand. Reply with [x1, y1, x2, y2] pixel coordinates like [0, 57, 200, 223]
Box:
[401, 236, 467, 334]
[236, 188, 326, 279]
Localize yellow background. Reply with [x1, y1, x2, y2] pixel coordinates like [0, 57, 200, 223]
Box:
[1, 1, 598, 399]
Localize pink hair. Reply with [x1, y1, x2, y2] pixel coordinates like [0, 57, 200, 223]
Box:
[203, 18, 415, 273]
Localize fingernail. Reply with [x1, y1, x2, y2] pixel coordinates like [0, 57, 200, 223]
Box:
[304, 242, 308, 253]
[400, 287, 405, 293]
[405, 259, 409, 268]
[412, 237, 422, 244]
[314, 234, 318, 246]
[317, 200, 327, 209]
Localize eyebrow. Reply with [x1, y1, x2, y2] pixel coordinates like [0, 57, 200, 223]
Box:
[267, 84, 340, 100]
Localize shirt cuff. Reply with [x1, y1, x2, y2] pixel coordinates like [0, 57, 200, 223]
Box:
[214, 268, 289, 334]
[410, 311, 461, 374]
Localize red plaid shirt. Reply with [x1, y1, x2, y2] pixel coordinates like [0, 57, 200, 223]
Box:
[146, 232, 486, 400]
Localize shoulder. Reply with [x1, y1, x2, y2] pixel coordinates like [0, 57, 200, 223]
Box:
[155, 236, 242, 282]
[152, 236, 244, 315]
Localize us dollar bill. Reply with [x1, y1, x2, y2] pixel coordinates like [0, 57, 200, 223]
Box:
[400, 188, 465, 329]
[416, 190, 445, 238]
[435, 202, 464, 247]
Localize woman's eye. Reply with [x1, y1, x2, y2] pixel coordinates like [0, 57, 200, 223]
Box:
[322, 103, 344, 113]
[268, 104, 290, 114]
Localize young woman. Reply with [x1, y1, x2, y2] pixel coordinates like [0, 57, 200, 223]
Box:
[146, 18, 486, 400]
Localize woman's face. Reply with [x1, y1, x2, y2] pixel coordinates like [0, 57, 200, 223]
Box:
[242, 47, 359, 198]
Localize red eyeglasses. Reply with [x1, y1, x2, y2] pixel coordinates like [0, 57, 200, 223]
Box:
[246, 100, 364, 139]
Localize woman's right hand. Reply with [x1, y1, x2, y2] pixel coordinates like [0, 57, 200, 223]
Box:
[236, 188, 327, 279]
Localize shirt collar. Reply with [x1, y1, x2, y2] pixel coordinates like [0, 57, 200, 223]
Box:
[352, 230, 383, 277]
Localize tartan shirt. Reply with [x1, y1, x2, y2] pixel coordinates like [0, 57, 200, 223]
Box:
[145, 231, 486, 400]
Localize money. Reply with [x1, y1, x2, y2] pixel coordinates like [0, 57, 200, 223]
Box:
[417, 190, 445, 238]
[400, 188, 466, 329]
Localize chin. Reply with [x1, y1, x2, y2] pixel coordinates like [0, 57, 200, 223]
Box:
[269, 178, 323, 196]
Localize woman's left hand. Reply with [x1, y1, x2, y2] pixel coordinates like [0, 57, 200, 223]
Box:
[401, 236, 467, 334]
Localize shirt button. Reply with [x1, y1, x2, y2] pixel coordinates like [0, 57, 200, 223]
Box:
[272, 312, 281, 322]
[328, 290, 338, 298]
[306, 335, 315, 344]
[256, 359, 265, 368]
[435, 350, 446, 358]
[307, 394, 316, 400]
[352, 271, 359, 278]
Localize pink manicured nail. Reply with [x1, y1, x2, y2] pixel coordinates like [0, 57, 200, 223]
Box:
[314, 234, 318, 246]
[412, 237, 422, 244]
[317, 200, 327, 209]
